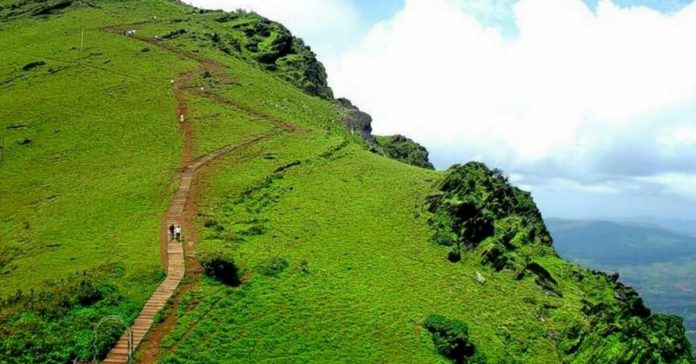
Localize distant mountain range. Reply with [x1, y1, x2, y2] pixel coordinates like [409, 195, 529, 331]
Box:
[547, 218, 696, 353]
[624, 218, 696, 237]
[547, 218, 696, 266]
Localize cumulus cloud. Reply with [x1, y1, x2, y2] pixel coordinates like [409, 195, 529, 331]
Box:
[327, 0, 696, 218]
[184, 0, 362, 57]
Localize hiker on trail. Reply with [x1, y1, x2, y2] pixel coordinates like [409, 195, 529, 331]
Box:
[154, 35, 161, 42]
[168, 224, 175, 241]
[175, 225, 182, 242]
[179, 113, 185, 123]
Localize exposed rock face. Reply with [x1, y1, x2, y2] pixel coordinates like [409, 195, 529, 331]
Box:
[336, 98, 435, 169]
[337, 98, 375, 144]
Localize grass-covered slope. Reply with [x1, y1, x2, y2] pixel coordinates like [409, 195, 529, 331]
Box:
[0, 1, 693, 363]
[0, 1, 196, 360]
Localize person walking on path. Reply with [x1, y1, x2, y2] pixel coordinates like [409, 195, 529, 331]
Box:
[168, 224, 175, 241]
[175, 225, 182, 242]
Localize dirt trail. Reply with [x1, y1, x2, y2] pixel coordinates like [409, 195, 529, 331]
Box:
[101, 24, 295, 364]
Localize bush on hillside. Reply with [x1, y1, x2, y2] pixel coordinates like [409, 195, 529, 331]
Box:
[423, 314, 483, 363]
[199, 251, 241, 286]
[448, 245, 462, 263]
[0, 265, 147, 362]
[255, 257, 289, 277]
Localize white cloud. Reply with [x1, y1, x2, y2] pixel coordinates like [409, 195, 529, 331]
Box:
[637, 173, 696, 200]
[184, 0, 361, 58]
[327, 0, 696, 214]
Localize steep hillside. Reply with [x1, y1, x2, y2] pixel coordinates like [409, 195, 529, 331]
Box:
[548, 219, 696, 354]
[0, 1, 693, 363]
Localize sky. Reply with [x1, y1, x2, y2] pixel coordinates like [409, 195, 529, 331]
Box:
[185, 0, 696, 221]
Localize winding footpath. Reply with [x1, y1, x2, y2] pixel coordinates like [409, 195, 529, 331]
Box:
[103, 123, 279, 364]
[102, 25, 294, 364]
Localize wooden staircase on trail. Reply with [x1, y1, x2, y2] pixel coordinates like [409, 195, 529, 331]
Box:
[101, 21, 295, 363]
[102, 241, 184, 363]
[102, 131, 283, 363]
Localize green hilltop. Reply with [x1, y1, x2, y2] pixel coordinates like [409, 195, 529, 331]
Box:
[0, 1, 693, 363]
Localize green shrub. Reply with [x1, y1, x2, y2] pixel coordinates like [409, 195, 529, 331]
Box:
[199, 252, 241, 286]
[447, 245, 461, 263]
[428, 162, 553, 272]
[0, 266, 140, 363]
[256, 257, 289, 277]
[423, 314, 479, 363]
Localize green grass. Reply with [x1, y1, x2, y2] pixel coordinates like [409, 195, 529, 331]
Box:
[0, 1, 203, 361]
[186, 92, 273, 158]
[0, 1, 194, 297]
[155, 132, 585, 363]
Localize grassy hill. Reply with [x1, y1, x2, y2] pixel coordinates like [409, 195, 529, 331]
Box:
[548, 218, 696, 354]
[0, 1, 693, 363]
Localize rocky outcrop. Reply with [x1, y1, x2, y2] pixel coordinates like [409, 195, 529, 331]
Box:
[336, 98, 375, 144]
[374, 135, 434, 169]
[336, 98, 435, 169]
[214, 12, 334, 99]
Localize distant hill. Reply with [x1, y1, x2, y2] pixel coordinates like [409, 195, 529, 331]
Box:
[631, 218, 696, 237]
[547, 218, 696, 266]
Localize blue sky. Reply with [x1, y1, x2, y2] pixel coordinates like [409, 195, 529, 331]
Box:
[353, 1, 405, 25]
[584, 0, 694, 12]
[350, 0, 696, 34]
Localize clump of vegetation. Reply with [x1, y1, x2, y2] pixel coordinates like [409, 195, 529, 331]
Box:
[0, 0, 98, 20]
[199, 251, 242, 286]
[428, 163, 553, 278]
[0, 266, 142, 363]
[374, 135, 434, 169]
[210, 13, 333, 99]
[255, 257, 289, 277]
[558, 270, 695, 363]
[423, 314, 484, 363]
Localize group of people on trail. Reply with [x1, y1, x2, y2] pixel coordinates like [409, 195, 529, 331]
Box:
[168, 224, 182, 242]
[124, 29, 136, 38]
